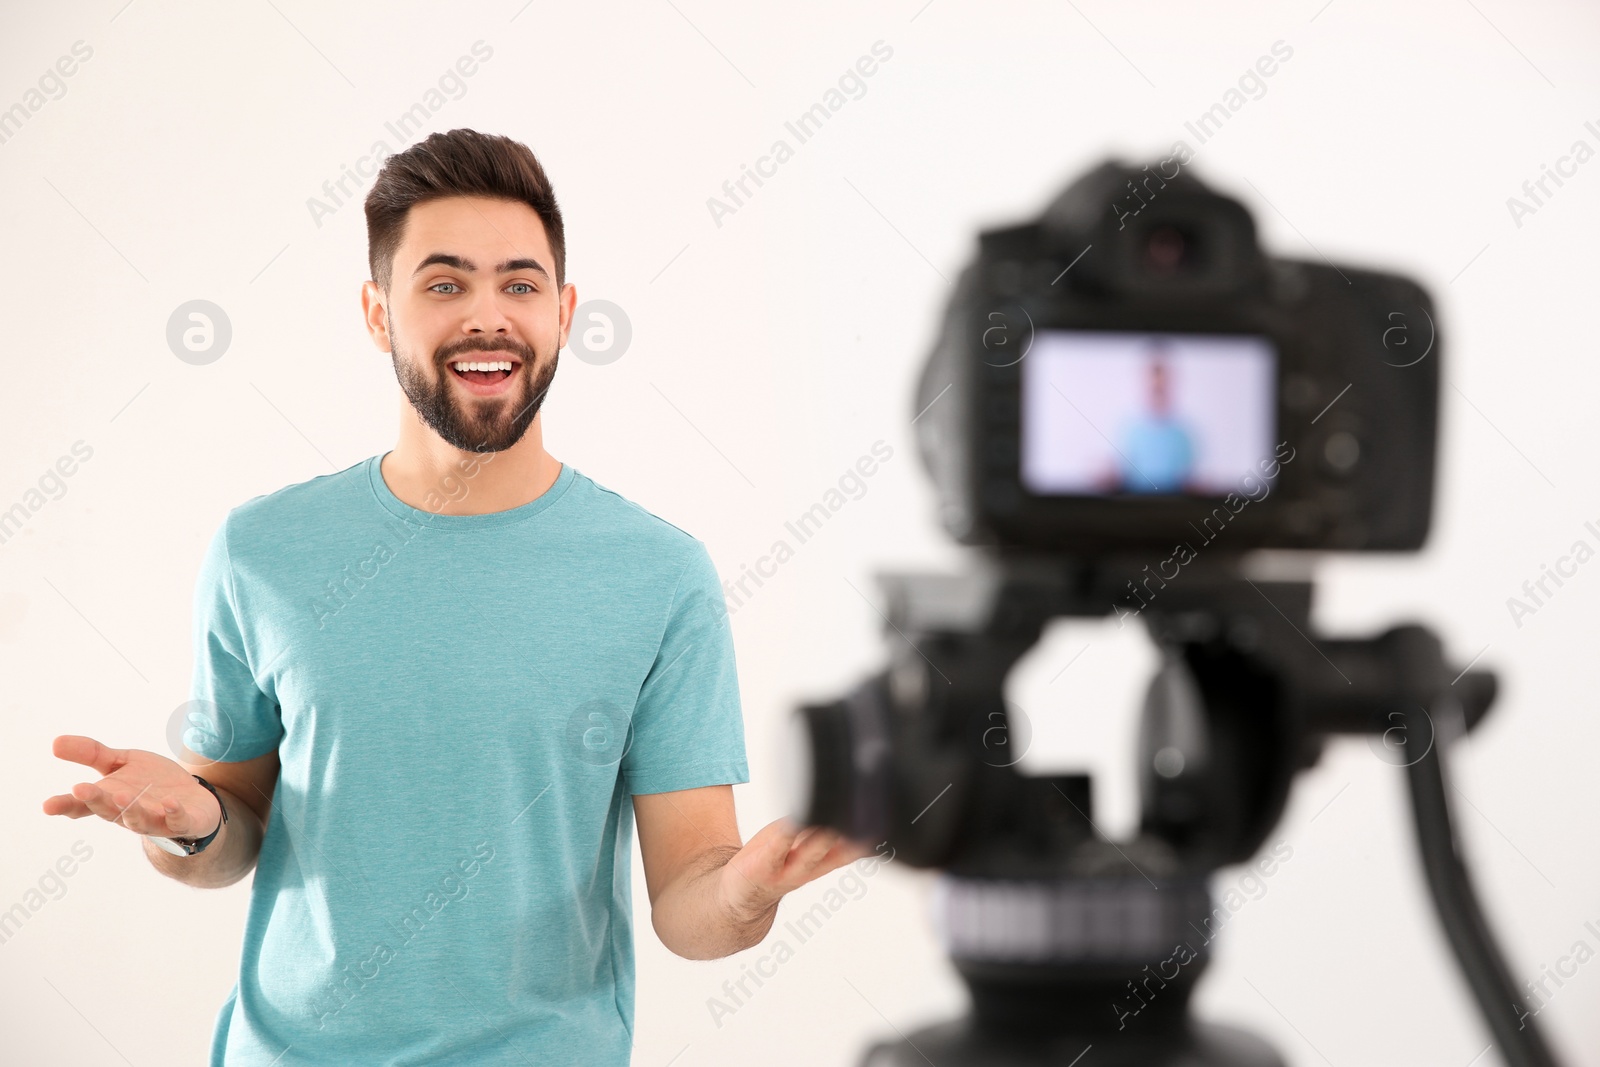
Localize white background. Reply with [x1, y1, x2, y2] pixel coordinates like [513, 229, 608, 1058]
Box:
[2, 1, 1598, 1065]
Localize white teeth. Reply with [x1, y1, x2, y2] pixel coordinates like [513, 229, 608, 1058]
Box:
[451, 360, 514, 372]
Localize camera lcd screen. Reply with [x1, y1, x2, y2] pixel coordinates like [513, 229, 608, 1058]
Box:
[1020, 330, 1277, 497]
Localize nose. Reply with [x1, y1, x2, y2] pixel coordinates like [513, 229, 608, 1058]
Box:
[460, 284, 516, 339]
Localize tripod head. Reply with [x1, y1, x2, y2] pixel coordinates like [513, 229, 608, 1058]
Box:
[798, 553, 1495, 871]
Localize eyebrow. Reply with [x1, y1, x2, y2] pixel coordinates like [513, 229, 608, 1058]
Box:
[412, 252, 550, 281]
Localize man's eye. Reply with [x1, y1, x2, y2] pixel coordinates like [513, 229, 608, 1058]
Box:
[428, 282, 534, 295]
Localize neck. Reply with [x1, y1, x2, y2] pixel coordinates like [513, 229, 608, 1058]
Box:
[381, 403, 560, 516]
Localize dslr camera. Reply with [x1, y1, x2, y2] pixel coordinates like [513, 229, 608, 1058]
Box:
[787, 160, 1556, 1067]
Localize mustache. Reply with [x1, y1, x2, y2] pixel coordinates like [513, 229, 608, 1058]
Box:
[440, 340, 535, 362]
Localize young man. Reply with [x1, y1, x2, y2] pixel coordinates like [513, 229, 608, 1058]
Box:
[43, 128, 870, 1066]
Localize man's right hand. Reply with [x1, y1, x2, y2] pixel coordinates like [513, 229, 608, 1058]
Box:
[43, 735, 222, 841]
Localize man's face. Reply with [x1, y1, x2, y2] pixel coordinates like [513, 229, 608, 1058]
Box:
[366, 196, 574, 453]
[1147, 359, 1171, 414]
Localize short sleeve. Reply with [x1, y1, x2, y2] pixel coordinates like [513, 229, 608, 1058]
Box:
[185, 514, 282, 762]
[621, 540, 750, 795]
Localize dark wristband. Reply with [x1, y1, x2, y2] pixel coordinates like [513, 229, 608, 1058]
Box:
[183, 774, 229, 855]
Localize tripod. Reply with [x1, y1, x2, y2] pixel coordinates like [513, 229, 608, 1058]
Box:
[794, 552, 1556, 1067]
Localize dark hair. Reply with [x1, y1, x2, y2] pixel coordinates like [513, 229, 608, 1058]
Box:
[364, 128, 565, 293]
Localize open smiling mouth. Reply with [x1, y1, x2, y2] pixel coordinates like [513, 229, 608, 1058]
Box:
[447, 357, 522, 396]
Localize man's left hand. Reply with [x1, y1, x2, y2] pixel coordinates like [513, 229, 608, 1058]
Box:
[717, 818, 877, 926]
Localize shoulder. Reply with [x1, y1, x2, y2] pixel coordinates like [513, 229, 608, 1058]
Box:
[218, 457, 371, 548]
[563, 470, 730, 625]
[566, 466, 707, 564]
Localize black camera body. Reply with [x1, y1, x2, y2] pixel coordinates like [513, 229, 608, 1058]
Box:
[914, 156, 1440, 556]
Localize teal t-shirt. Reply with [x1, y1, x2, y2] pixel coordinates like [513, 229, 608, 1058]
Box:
[184, 453, 749, 1066]
[1117, 413, 1195, 493]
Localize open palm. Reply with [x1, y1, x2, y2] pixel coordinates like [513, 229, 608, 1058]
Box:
[43, 735, 220, 840]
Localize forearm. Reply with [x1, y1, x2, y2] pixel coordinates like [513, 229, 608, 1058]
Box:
[142, 785, 264, 888]
[652, 845, 776, 960]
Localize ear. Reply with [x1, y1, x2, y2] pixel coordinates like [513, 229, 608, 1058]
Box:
[361, 281, 392, 353]
[557, 281, 578, 349]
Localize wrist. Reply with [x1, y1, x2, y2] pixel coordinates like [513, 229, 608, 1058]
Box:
[717, 865, 779, 930]
[146, 776, 228, 857]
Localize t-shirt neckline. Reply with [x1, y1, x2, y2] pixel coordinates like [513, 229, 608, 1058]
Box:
[365, 451, 576, 530]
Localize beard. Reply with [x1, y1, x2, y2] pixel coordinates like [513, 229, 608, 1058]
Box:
[388, 312, 558, 454]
